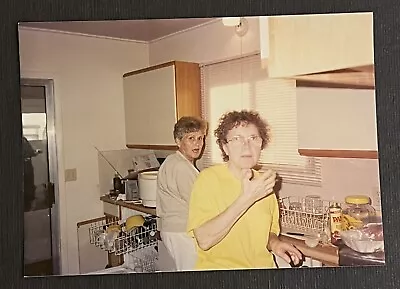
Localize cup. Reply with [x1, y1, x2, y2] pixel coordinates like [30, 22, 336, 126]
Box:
[305, 195, 323, 214]
[289, 201, 302, 211]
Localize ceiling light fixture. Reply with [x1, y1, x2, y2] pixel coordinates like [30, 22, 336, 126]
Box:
[222, 17, 249, 37]
[222, 17, 241, 27]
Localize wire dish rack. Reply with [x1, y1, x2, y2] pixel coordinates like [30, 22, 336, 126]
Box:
[89, 216, 158, 256]
[126, 246, 159, 273]
[279, 196, 331, 235]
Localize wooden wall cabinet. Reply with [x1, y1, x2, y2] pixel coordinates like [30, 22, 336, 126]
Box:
[123, 61, 201, 150]
[260, 13, 374, 78]
[296, 87, 379, 159]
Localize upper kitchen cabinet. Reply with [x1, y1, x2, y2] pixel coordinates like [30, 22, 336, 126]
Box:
[260, 13, 374, 78]
[296, 87, 379, 159]
[123, 61, 201, 149]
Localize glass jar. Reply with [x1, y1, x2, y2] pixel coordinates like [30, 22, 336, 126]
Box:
[342, 195, 376, 228]
[304, 195, 323, 214]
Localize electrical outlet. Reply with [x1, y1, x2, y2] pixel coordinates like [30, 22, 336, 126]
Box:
[65, 168, 77, 182]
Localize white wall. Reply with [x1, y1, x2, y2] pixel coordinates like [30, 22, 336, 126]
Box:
[18, 27, 149, 275]
[279, 158, 381, 209]
[149, 17, 261, 65]
[148, 16, 382, 210]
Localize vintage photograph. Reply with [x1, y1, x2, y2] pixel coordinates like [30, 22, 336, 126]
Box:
[18, 12, 384, 276]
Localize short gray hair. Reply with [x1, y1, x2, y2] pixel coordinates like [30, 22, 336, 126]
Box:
[173, 116, 207, 140]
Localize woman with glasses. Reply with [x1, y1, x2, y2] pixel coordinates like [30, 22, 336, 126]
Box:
[156, 116, 207, 271]
[186, 110, 302, 270]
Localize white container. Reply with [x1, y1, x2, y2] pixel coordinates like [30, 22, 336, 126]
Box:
[138, 171, 158, 208]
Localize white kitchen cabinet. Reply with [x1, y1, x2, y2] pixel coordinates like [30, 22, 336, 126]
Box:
[260, 13, 374, 78]
[123, 61, 201, 149]
[296, 87, 378, 159]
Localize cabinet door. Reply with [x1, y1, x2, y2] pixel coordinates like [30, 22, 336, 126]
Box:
[263, 13, 374, 77]
[297, 87, 378, 155]
[124, 65, 177, 146]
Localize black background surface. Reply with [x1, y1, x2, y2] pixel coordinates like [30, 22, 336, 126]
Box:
[1, 1, 399, 288]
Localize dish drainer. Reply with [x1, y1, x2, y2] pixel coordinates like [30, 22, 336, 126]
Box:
[85, 215, 158, 273]
[89, 216, 158, 256]
[279, 196, 332, 235]
[128, 246, 159, 273]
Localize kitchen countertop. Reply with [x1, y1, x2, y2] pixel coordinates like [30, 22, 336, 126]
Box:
[279, 234, 339, 266]
[100, 195, 157, 216]
[100, 196, 362, 267]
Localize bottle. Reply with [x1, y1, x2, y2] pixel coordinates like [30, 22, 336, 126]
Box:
[113, 173, 122, 192]
[329, 202, 343, 245]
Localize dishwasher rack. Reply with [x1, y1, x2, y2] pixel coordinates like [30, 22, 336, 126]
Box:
[126, 246, 159, 273]
[279, 196, 331, 235]
[89, 215, 158, 256]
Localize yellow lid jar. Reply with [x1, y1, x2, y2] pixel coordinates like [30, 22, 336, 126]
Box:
[342, 195, 376, 228]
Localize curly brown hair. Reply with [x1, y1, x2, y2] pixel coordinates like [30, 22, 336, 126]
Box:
[214, 110, 270, 161]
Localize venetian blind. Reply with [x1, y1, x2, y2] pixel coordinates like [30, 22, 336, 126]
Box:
[199, 54, 322, 186]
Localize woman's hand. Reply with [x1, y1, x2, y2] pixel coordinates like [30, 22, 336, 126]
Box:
[268, 235, 303, 266]
[241, 169, 277, 204]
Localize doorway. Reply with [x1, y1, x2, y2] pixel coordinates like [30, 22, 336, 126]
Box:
[21, 78, 61, 276]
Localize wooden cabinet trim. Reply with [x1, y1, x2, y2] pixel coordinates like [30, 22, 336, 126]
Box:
[126, 144, 178, 150]
[295, 80, 374, 90]
[292, 69, 375, 90]
[123, 61, 176, 77]
[298, 149, 378, 159]
[174, 61, 202, 120]
[123, 60, 202, 78]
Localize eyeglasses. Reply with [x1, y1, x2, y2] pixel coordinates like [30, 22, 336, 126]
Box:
[226, 135, 262, 147]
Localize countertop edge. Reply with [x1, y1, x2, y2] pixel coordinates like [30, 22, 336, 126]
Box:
[100, 195, 157, 216]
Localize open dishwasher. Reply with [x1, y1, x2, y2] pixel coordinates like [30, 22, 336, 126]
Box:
[78, 208, 160, 275]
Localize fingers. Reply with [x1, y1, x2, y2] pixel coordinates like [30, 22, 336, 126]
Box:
[259, 170, 277, 195]
[280, 252, 293, 264]
[286, 246, 303, 265]
[241, 169, 253, 181]
[288, 252, 301, 266]
[275, 242, 303, 266]
[258, 169, 275, 181]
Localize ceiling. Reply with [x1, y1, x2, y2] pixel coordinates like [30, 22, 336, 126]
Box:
[19, 18, 217, 42]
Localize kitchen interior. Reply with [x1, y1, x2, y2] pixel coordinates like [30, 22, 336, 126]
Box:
[18, 12, 384, 275]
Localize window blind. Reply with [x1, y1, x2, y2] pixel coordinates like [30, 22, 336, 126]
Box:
[199, 54, 322, 186]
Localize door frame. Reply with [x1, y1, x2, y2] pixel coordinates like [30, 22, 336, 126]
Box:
[21, 77, 61, 275]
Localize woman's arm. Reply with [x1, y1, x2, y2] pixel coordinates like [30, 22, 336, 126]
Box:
[193, 169, 277, 251]
[193, 194, 253, 251]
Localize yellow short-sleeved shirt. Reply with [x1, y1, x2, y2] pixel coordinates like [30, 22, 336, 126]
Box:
[187, 163, 280, 270]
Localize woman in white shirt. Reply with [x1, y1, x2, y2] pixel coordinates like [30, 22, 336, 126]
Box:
[156, 116, 207, 271]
